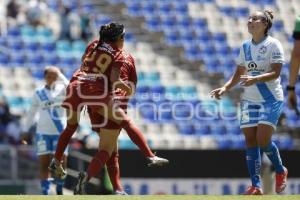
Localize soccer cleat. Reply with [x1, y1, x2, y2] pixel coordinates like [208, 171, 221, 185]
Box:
[146, 156, 169, 167]
[74, 172, 88, 195]
[114, 190, 128, 195]
[243, 186, 263, 195]
[48, 158, 67, 180]
[276, 167, 288, 193]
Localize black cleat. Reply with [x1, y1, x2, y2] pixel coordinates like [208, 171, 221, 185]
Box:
[74, 172, 88, 195]
[48, 158, 67, 179]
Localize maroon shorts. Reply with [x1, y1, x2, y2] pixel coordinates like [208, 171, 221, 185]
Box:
[88, 109, 122, 131]
[62, 82, 110, 112]
[88, 98, 129, 132]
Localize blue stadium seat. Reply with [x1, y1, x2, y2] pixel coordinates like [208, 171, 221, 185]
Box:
[177, 122, 194, 135]
[23, 40, 40, 52]
[7, 27, 21, 37]
[95, 15, 112, 26]
[158, 102, 173, 122]
[273, 21, 284, 32]
[21, 25, 36, 41]
[150, 85, 165, 95]
[136, 85, 149, 94]
[56, 40, 72, 52]
[225, 123, 241, 135]
[172, 1, 188, 14]
[210, 123, 226, 135]
[212, 32, 227, 43]
[36, 27, 53, 40]
[42, 52, 59, 65]
[180, 86, 198, 100]
[219, 7, 234, 17]
[193, 18, 207, 29]
[139, 104, 157, 122]
[236, 7, 249, 18]
[9, 52, 26, 67]
[127, 1, 142, 16]
[40, 40, 56, 52]
[156, 1, 172, 14]
[5, 96, 24, 110]
[215, 136, 232, 149]
[231, 135, 245, 149]
[194, 122, 210, 135]
[31, 68, 44, 79]
[141, 1, 156, 13]
[165, 85, 181, 100]
[0, 36, 6, 47]
[0, 53, 9, 65]
[26, 53, 44, 67]
[174, 103, 192, 119]
[7, 37, 23, 51]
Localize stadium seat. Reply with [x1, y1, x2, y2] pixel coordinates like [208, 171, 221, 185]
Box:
[177, 122, 194, 135]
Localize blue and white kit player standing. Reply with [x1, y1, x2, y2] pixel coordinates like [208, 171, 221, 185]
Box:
[210, 9, 288, 195]
[22, 66, 69, 195]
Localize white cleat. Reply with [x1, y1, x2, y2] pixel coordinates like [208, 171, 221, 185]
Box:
[147, 156, 169, 167]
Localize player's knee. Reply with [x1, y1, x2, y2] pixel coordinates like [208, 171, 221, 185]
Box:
[257, 139, 270, 148]
[107, 152, 119, 167]
[99, 144, 114, 156]
[245, 138, 257, 148]
[66, 123, 78, 131]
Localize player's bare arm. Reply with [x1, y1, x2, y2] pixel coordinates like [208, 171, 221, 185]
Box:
[210, 65, 245, 99]
[241, 63, 282, 86]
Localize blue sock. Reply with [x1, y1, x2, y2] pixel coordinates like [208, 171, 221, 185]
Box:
[54, 178, 65, 195]
[262, 141, 284, 173]
[246, 147, 261, 188]
[41, 179, 50, 195]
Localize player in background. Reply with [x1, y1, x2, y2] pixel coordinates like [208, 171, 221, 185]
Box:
[83, 53, 161, 195]
[49, 22, 168, 181]
[287, 15, 300, 112]
[22, 66, 69, 195]
[210, 10, 288, 195]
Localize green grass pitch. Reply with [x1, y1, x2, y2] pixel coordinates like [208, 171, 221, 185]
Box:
[0, 195, 299, 200]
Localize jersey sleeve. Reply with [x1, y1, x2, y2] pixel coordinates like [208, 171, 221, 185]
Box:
[270, 40, 285, 64]
[22, 93, 39, 132]
[293, 15, 300, 40]
[57, 72, 69, 87]
[235, 46, 245, 66]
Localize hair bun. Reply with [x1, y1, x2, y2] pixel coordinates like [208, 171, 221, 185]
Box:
[264, 9, 274, 20]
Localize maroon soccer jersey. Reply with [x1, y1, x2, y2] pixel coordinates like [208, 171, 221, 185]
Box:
[62, 40, 134, 112]
[88, 52, 138, 130]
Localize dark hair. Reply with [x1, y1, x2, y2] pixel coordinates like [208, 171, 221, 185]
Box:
[99, 22, 125, 42]
[88, 22, 125, 57]
[262, 9, 274, 35]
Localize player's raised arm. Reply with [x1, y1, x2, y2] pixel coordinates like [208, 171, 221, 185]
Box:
[110, 64, 132, 96]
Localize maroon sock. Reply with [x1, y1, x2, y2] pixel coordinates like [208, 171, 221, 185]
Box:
[54, 124, 78, 161]
[126, 123, 154, 157]
[118, 111, 154, 157]
[87, 150, 110, 180]
[106, 152, 123, 192]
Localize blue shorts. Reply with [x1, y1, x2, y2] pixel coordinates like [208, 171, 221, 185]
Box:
[35, 134, 68, 156]
[239, 100, 283, 130]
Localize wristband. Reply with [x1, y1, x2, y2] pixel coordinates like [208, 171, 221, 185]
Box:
[286, 85, 295, 91]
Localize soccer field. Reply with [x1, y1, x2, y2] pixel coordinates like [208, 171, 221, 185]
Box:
[0, 195, 299, 200]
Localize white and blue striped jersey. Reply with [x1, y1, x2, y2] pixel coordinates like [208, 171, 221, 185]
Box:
[22, 73, 69, 135]
[236, 36, 285, 103]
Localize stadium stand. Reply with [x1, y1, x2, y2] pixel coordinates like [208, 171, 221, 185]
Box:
[0, 0, 299, 152]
